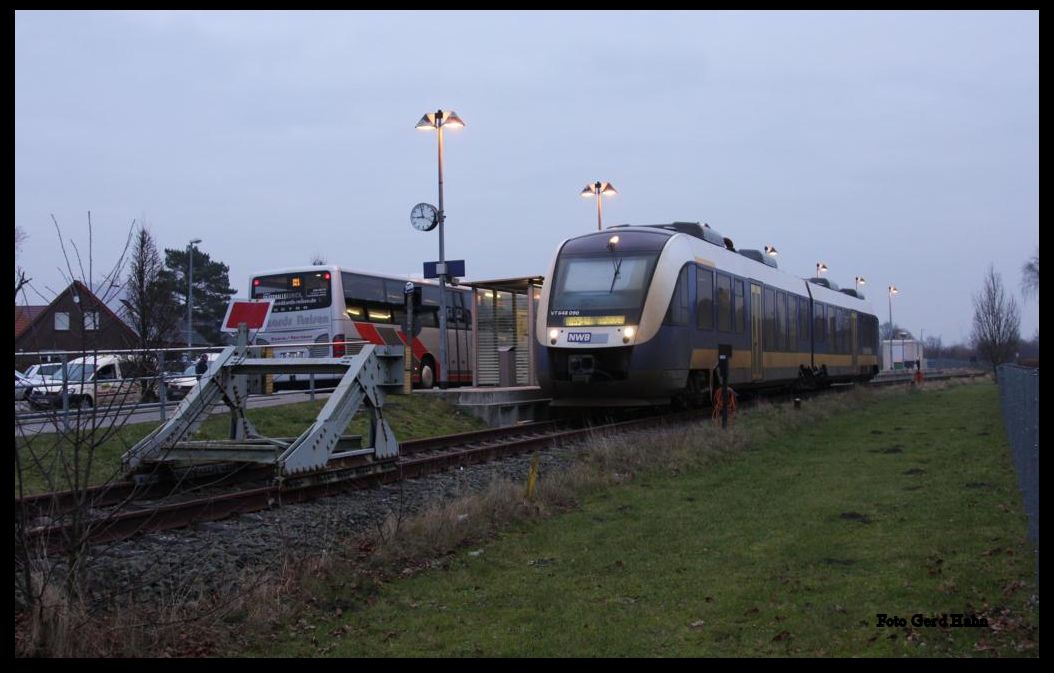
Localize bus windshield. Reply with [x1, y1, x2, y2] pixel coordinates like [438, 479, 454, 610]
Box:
[252, 272, 333, 312]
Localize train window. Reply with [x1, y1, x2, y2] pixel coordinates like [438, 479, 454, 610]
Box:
[666, 266, 691, 326]
[775, 292, 786, 351]
[799, 297, 809, 341]
[696, 268, 714, 330]
[734, 279, 745, 334]
[764, 288, 775, 350]
[717, 273, 732, 332]
[830, 309, 839, 354]
[814, 303, 825, 343]
[843, 310, 851, 354]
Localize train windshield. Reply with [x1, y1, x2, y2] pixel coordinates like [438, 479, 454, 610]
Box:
[550, 253, 659, 319]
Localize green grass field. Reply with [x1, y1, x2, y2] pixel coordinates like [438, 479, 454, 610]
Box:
[248, 382, 1038, 657]
[14, 393, 489, 496]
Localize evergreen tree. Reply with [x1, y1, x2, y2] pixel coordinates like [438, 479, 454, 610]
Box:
[161, 244, 237, 345]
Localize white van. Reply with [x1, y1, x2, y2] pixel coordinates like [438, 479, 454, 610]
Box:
[26, 354, 151, 410]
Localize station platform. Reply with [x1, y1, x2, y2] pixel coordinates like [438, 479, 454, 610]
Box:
[413, 386, 551, 427]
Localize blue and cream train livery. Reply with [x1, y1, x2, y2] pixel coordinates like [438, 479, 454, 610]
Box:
[535, 222, 881, 406]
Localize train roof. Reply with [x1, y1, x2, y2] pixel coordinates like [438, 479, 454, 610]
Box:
[563, 224, 877, 316]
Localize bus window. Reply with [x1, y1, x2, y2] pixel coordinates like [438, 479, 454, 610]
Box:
[422, 286, 441, 307]
[365, 302, 395, 324]
[345, 304, 365, 320]
[342, 273, 385, 303]
[417, 307, 439, 328]
[253, 272, 332, 312]
[384, 280, 405, 305]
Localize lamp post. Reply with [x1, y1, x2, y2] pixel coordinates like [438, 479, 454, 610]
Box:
[764, 245, 778, 258]
[816, 262, 828, 277]
[888, 285, 899, 370]
[581, 181, 617, 231]
[854, 276, 866, 293]
[187, 238, 202, 351]
[416, 109, 464, 389]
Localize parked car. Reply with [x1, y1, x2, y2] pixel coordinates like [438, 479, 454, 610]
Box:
[15, 370, 33, 401]
[23, 362, 64, 386]
[26, 354, 155, 410]
[164, 352, 222, 400]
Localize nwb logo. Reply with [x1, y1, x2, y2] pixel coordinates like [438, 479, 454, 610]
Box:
[567, 332, 592, 343]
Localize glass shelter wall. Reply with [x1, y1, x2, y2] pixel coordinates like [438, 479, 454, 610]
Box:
[472, 285, 539, 386]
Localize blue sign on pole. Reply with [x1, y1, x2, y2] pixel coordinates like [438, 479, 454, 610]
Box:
[423, 260, 466, 279]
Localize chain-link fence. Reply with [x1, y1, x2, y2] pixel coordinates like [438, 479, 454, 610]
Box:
[997, 365, 1038, 551]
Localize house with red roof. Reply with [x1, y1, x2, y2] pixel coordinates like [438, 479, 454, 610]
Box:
[14, 280, 139, 371]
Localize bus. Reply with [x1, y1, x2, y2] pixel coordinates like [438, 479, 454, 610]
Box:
[249, 266, 473, 389]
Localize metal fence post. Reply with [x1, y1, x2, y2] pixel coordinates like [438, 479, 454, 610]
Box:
[158, 348, 167, 422]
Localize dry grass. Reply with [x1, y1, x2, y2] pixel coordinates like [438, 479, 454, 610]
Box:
[14, 554, 324, 657]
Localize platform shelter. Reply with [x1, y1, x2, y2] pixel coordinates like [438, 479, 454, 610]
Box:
[462, 276, 544, 387]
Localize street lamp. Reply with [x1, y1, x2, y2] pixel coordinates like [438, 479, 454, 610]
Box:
[416, 109, 464, 389]
[764, 245, 778, 257]
[581, 181, 617, 231]
[187, 238, 202, 351]
[888, 285, 899, 370]
[816, 262, 828, 277]
[854, 276, 866, 292]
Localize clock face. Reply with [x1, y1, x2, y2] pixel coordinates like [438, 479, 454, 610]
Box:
[411, 203, 438, 232]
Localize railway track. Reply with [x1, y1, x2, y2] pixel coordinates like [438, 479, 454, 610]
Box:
[16, 412, 698, 555]
[16, 370, 983, 555]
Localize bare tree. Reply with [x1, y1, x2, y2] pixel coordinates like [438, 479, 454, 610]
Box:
[1021, 249, 1038, 298]
[310, 252, 327, 266]
[971, 265, 1021, 379]
[16, 225, 31, 298]
[15, 214, 143, 650]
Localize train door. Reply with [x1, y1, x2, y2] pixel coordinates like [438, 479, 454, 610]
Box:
[750, 283, 763, 380]
[851, 311, 859, 371]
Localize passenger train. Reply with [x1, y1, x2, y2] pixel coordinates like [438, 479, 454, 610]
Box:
[535, 222, 880, 406]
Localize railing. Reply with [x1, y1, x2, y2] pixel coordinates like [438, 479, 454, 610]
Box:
[14, 341, 365, 427]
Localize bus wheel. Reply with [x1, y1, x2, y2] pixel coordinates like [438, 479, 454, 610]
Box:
[419, 358, 435, 390]
[80, 395, 94, 409]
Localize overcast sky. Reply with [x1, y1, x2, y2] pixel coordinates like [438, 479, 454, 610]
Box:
[15, 10, 1038, 345]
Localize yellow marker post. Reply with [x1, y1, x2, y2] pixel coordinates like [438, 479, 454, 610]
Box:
[525, 454, 540, 500]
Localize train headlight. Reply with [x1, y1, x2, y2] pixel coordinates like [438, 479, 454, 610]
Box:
[549, 328, 559, 345]
[622, 326, 636, 344]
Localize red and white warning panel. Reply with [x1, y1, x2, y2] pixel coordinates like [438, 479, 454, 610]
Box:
[221, 298, 274, 332]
